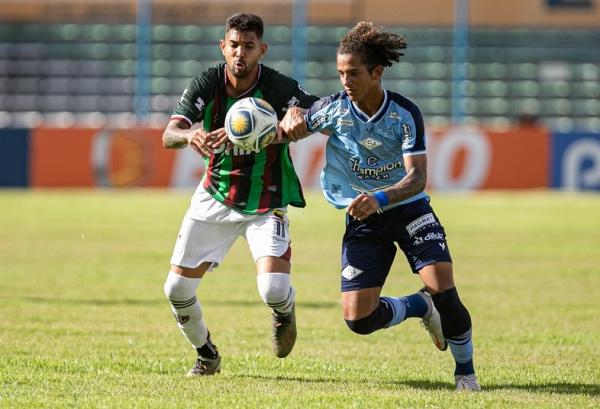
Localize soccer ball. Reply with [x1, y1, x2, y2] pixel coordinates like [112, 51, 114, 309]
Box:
[224, 97, 278, 152]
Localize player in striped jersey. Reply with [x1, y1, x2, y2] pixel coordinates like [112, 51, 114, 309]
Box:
[161, 13, 318, 376]
[279, 22, 481, 391]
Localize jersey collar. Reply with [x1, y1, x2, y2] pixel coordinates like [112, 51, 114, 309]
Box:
[224, 64, 262, 98]
[347, 89, 390, 123]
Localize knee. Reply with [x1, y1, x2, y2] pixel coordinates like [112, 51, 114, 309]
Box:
[163, 271, 199, 301]
[256, 272, 291, 305]
[345, 311, 378, 335]
[431, 287, 472, 337]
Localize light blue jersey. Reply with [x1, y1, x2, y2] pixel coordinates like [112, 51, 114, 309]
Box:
[305, 90, 428, 209]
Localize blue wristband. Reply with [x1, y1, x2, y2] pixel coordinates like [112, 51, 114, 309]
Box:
[373, 191, 389, 208]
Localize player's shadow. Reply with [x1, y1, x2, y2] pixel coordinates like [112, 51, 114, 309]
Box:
[236, 374, 600, 395]
[20, 296, 162, 306]
[210, 299, 338, 309]
[476, 381, 600, 395]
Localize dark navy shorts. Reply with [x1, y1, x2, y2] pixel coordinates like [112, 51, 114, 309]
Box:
[340, 198, 452, 292]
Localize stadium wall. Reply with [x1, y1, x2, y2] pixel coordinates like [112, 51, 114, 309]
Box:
[2, 128, 599, 191]
[1, 0, 599, 27]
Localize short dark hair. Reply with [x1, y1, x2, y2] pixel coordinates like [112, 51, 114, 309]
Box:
[338, 21, 407, 72]
[225, 13, 264, 39]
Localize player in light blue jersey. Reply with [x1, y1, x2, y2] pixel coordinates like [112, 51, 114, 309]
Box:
[279, 21, 480, 391]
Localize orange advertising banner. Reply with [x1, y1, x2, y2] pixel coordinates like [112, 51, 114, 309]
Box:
[30, 128, 177, 188]
[426, 126, 550, 190]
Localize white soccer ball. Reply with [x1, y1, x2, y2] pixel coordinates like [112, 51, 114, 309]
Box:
[224, 97, 278, 152]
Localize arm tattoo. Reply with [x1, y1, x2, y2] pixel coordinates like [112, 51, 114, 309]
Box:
[386, 167, 427, 204]
[162, 129, 189, 149]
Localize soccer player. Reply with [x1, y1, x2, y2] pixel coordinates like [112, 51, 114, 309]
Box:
[278, 22, 481, 391]
[162, 13, 318, 376]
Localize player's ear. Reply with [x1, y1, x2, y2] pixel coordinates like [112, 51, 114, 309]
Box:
[373, 65, 384, 80]
[260, 42, 268, 58]
[220, 39, 226, 55]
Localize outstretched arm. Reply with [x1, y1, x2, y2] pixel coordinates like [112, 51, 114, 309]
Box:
[275, 107, 311, 143]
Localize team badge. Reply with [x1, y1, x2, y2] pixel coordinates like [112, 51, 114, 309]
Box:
[359, 137, 382, 150]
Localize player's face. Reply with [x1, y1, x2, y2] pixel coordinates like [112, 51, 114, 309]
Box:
[337, 52, 383, 105]
[220, 29, 267, 79]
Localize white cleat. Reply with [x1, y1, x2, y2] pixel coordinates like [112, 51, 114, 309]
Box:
[455, 374, 481, 391]
[419, 289, 448, 351]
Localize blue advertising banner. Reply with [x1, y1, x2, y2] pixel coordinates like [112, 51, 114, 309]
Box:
[552, 132, 600, 191]
[0, 129, 29, 187]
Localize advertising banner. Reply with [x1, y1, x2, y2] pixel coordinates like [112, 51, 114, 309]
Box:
[551, 132, 600, 191]
[0, 129, 29, 187]
[1, 126, 598, 191]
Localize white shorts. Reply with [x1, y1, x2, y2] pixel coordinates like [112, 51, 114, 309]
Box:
[170, 187, 290, 270]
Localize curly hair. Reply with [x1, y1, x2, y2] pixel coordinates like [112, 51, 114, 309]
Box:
[225, 13, 264, 39]
[338, 21, 407, 72]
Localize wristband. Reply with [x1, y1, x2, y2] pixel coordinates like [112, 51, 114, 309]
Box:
[373, 191, 389, 208]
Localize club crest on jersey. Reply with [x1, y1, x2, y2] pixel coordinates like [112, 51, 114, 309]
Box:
[359, 137, 382, 150]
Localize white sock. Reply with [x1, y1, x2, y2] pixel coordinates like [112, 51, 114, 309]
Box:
[256, 272, 295, 314]
[163, 271, 208, 348]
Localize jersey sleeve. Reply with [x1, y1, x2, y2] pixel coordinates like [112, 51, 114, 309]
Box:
[171, 68, 218, 126]
[400, 101, 426, 155]
[304, 93, 342, 133]
[258, 67, 319, 119]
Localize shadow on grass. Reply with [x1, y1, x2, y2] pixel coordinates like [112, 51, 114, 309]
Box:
[482, 382, 600, 396]
[20, 296, 163, 306]
[17, 297, 337, 309]
[233, 373, 600, 395]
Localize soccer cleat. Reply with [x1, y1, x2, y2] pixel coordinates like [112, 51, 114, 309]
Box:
[419, 289, 448, 351]
[455, 374, 481, 391]
[186, 355, 222, 376]
[272, 303, 297, 358]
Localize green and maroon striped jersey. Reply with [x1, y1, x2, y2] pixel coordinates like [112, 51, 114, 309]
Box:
[172, 63, 319, 214]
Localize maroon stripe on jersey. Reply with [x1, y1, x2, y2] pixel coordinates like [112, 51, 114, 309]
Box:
[258, 145, 278, 212]
[268, 145, 284, 210]
[203, 152, 218, 190]
[225, 153, 254, 205]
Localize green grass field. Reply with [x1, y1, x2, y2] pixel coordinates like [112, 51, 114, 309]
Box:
[1, 190, 599, 408]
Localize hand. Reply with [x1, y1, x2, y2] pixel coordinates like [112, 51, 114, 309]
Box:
[347, 194, 379, 221]
[187, 128, 227, 156]
[278, 107, 309, 142]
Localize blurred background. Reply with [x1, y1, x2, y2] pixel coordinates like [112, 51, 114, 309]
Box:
[1, 0, 599, 191]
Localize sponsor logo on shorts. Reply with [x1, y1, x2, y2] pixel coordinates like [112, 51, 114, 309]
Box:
[406, 213, 436, 235]
[413, 231, 445, 246]
[342, 265, 363, 281]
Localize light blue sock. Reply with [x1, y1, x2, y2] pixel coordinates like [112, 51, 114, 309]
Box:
[447, 329, 475, 375]
[382, 293, 428, 328]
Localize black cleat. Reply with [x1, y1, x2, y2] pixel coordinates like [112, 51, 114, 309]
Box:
[186, 355, 222, 376]
[272, 303, 297, 358]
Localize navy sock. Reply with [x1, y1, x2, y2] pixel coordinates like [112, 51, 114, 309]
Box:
[403, 293, 428, 318]
[454, 359, 475, 376]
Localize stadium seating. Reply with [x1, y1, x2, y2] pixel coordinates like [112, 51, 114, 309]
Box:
[0, 22, 598, 130]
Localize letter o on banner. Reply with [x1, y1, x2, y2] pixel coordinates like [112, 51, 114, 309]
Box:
[431, 127, 490, 190]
